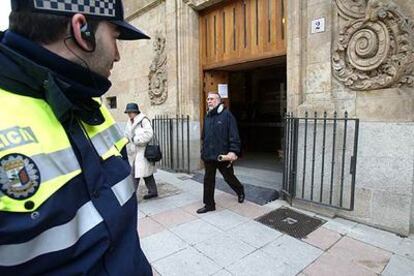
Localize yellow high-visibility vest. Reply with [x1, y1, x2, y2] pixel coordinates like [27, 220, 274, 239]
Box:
[0, 89, 128, 212]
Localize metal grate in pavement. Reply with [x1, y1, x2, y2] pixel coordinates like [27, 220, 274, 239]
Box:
[255, 207, 325, 239]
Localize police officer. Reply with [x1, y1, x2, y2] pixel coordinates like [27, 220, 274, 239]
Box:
[0, 0, 152, 275]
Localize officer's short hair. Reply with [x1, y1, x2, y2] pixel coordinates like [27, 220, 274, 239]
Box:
[9, 3, 99, 45]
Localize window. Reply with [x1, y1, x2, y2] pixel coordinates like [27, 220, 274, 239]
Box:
[106, 96, 117, 109]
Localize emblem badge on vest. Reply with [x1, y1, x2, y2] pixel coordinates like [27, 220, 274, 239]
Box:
[0, 154, 41, 199]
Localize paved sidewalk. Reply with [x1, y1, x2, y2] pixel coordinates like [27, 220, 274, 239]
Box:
[137, 170, 414, 276]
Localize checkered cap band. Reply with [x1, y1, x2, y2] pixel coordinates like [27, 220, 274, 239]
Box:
[33, 0, 117, 18]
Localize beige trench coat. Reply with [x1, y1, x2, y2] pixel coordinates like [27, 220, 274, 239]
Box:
[124, 113, 156, 178]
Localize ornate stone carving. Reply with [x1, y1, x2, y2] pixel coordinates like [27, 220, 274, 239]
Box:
[148, 31, 168, 105]
[335, 0, 367, 19]
[332, 0, 414, 90]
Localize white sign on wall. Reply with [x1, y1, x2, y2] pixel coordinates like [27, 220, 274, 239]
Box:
[218, 84, 228, 98]
[311, 18, 325, 34]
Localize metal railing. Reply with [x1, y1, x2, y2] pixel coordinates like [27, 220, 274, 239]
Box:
[153, 115, 191, 173]
[282, 111, 359, 211]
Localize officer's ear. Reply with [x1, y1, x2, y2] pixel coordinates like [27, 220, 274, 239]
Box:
[71, 14, 95, 52]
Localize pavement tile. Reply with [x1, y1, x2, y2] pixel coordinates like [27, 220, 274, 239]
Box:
[137, 210, 146, 219]
[394, 238, 414, 261]
[200, 210, 249, 231]
[151, 208, 197, 228]
[194, 234, 256, 267]
[382, 254, 414, 276]
[139, 198, 178, 216]
[303, 227, 343, 250]
[138, 217, 165, 238]
[327, 236, 392, 274]
[215, 193, 240, 208]
[263, 199, 289, 210]
[261, 235, 323, 273]
[212, 269, 233, 276]
[322, 217, 358, 235]
[153, 247, 221, 276]
[140, 230, 188, 262]
[169, 219, 224, 245]
[226, 250, 297, 276]
[226, 220, 283, 248]
[347, 224, 403, 253]
[160, 193, 200, 208]
[152, 268, 161, 276]
[227, 201, 272, 219]
[303, 252, 377, 276]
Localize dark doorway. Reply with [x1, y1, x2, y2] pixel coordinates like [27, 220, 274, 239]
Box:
[229, 65, 287, 173]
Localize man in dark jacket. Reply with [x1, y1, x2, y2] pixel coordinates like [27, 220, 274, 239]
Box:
[197, 92, 245, 214]
[0, 0, 152, 275]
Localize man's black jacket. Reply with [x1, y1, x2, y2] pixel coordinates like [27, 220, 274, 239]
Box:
[201, 103, 241, 161]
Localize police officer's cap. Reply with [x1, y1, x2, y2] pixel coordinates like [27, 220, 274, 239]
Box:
[11, 0, 149, 40]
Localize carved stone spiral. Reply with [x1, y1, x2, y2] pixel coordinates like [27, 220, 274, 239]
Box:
[333, 0, 414, 90]
[346, 20, 389, 71]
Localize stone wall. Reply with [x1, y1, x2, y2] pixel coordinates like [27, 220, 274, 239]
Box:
[288, 0, 414, 235]
[107, 0, 202, 171]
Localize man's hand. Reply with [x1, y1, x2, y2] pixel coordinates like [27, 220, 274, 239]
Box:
[227, 152, 238, 161]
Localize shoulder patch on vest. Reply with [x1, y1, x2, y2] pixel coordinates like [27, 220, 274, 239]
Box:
[0, 154, 41, 199]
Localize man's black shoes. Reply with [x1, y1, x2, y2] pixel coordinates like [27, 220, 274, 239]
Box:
[143, 193, 158, 200]
[238, 191, 245, 203]
[196, 205, 216, 214]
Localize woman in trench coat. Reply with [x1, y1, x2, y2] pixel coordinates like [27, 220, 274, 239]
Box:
[124, 103, 158, 199]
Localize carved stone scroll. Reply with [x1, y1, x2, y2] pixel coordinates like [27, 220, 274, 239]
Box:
[335, 0, 367, 19]
[332, 0, 414, 90]
[148, 31, 168, 105]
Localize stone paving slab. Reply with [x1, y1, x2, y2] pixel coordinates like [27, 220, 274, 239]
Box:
[226, 249, 296, 276]
[303, 227, 343, 250]
[326, 236, 392, 274]
[261, 235, 323, 273]
[137, 170, 414, 276]
[394, 237, 414, 261]
[200, 210, 249, 231]
[160, 192, 200, 208]
[169, 219, 224, 245]
[138, 217, 165, 238]
[347, 224, 403, 253]
[153, 247, 222, 276]
[322, 217, 358, 235]
[141, 230, 188, 262]
[212, 269, 232, 276]
[151, 208, 197, 228]
[303, 252, 377, 276]
[227, 201, 272, 219]
[194, 234, 256, 267]
[382, 254, 414, 276]
[139, 198, 179, 216]
[226, 220, 283, 249]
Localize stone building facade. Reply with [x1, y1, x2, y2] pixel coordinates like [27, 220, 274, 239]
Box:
[107, 0, 414, 236]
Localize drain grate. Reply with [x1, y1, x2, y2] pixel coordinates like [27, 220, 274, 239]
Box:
[256, 207, 325, 239]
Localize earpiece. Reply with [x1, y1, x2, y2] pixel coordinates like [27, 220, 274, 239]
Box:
[80, 23, 95, 46]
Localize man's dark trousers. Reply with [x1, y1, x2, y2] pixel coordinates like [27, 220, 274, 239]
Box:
[203, 161, 244, 207]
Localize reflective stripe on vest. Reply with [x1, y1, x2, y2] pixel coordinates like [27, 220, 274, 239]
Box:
[0, 174, 135, 266]
[82, 103, 127, 160]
